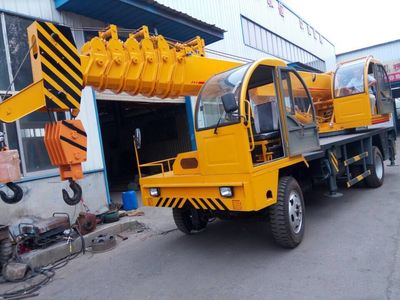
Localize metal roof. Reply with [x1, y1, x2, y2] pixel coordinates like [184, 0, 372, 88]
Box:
[337, 39, 400, 56]
[54, 0, 225, 45]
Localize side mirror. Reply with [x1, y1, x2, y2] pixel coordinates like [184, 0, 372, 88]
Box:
[221, 93, 238, 113]
[133, 128, 141, 149]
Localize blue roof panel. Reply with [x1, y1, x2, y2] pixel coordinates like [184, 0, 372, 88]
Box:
[54, 0, 225, 45]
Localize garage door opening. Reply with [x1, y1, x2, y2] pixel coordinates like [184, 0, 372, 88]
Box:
[97, 100, 192, 202]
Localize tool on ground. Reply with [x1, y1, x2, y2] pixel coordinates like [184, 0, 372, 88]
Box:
[17, 213, 70, 249]
[75, 212, 96, 235]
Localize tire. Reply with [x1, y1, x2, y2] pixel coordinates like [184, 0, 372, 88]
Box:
[0, 239, 12, 265]
[269, 176, 305, 248]
[365, 146, 384, 188]
[172, 206, 208, 234]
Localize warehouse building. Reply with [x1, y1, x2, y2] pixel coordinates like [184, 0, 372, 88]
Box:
[337, 40, 400, 129]
[0, 0, 336, 222]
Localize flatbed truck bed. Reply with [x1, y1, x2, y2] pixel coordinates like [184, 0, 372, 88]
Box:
[302, 125, 396, 193]
[305, 126, 395, 161]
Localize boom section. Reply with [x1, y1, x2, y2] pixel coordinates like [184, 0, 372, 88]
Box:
[0, 21, 240, 123]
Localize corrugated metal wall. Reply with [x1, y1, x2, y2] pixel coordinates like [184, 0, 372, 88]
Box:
[0, 0, 103, 29]
[337, 40, 400, 64]
[157, 0, 336, 70]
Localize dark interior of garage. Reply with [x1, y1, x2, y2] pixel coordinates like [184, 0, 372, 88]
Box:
[97, 101, 192, 193]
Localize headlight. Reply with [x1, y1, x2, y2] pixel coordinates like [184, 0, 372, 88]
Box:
[149, 188, 160, 197]
[219, 187, 233, 198]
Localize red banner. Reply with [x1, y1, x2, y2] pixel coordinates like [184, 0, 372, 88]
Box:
[388, 72, 400, 82]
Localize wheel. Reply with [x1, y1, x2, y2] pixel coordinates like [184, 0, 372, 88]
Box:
[0, 239, 12, 266]
[269, 176, 305, 248]
[365, 146, 384, 188]
[172, 206, 208, 234]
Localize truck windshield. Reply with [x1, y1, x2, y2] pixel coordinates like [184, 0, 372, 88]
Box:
[196, 64, 249, 130]
[334, 61, 365, 98]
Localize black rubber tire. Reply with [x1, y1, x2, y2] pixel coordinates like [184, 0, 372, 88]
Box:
[172, 207, 208, 234]
[0, 239, 12, 265]
[365, 146, 384, 188]
[269, 176, 305, 249]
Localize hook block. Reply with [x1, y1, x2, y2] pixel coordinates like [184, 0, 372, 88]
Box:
[44, 120, 87, 181]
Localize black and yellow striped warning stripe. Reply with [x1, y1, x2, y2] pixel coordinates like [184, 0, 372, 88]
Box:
[344, 152, 368, 167]
[155, 197, 230, 210]
[347, 170, 371, 188]
[36, 21, 83, 110]
[329, 151, 339, 173]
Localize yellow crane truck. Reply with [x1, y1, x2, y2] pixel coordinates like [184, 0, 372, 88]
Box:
[0, 21, 396, 248]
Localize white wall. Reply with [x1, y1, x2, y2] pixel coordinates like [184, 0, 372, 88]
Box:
[0, 0, 108, 222]
[157, 0, 336, 70]
[0, 172, 108, 224]
[79, 88, 104, 171]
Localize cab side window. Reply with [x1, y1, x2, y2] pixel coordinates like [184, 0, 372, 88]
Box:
[281, 71, 314, 126]
[376, 65, 391, 99]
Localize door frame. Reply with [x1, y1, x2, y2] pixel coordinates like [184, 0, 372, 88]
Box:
[276, 67, 320, 157]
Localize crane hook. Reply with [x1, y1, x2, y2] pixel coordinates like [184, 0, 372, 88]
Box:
[62, 180, 82, 206]
[0, 182, 23, 204]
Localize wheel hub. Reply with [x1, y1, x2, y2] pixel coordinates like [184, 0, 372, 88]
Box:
[288, 191, 302, 234]
[375, 152, 383, 180]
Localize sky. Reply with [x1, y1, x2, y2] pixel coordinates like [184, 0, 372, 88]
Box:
[283, 0, 400, 54]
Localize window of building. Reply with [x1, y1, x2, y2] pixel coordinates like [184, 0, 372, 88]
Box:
[0, 17, 9, 90]
[0, 12, 69, 176]
[241, 16, 326, 71]
[5, 14, 33, 90]
[241, 17, 250, 45]
[255, 25, 262, 49]
[261, 30, 268, 52]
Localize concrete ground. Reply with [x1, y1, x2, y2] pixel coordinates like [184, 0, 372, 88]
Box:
[32, 154, 400, 299]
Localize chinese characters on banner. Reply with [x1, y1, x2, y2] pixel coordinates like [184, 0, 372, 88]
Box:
[385, 60, 400, 82]
[388, 73, 400, 82]
[278, 3, 284, 16]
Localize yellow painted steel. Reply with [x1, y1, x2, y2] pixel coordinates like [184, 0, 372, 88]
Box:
[297, 56, 392, 134]
[80, 25, 240, 98]
[140, 59, 310, 213]
[1, 21, 389, 132]
[140, 55, 392, 213]
[1, 22, 239, 123]
[0, 80, 46, 123]
[0, 20, 394, 211]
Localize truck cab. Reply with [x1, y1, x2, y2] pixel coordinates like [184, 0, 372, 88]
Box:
[328, 56, 393, 131]
[139, 58, 320, 245]
[139, 57, 396, 248]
